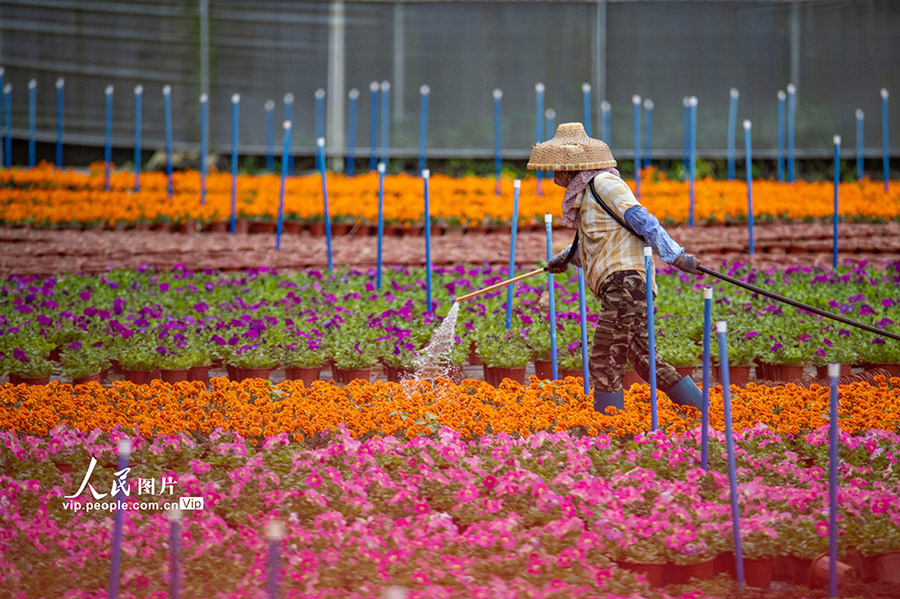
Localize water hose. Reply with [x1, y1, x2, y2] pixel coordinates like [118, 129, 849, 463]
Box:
[697, 265, 900, 343]
[456, 268, 546, 303]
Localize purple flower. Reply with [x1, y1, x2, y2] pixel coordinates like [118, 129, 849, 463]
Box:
[797, 334, 811, 343]
[877, 318, 894, 329]
[881, 298, 896, 308]
[770, 343, 783, 352]
[37, 314, 51, 326]
[113, 298, 126, 315]
[194, 302, 208, 314]
[12, 348, 28, 363]
[156, 346, 168, 355]
[873, 337, 886, 345]
[69, 341, 82, 351]
[859, 305, 876, 317]
[745, 331, 758, 339]
[79, 290, 91, 302]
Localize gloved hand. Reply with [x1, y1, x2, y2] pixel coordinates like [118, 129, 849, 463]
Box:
[673, 252, 701, 274]
[546, 252, 570, 274]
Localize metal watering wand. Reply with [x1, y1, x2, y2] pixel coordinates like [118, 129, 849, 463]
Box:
[455, 268, 547, 303]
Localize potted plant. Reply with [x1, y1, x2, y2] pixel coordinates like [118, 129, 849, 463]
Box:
[281, 337, 324, 386]
[156, 349, 195, 384]
[60, 341, 110, 385]
[233, 344, 279, 381]
[658, 332, 700, 380]
[475, 329, 530, 386]
[118, 336, 161, 384]
[7, 346, 54, 385]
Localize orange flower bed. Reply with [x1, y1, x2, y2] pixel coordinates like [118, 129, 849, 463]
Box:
[1, 163, 898, 226]
[2, 376, 898, 441]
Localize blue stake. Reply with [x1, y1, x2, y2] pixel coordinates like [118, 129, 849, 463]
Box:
[134, 85, 143, 191]
[319, 137, 333, 272]
[315, 88, 325, 143]
[266, 521, 284, 599]
[3, 84, 11, 168]
[493, 89, 503, 195]
[856, 109, 864, 180]
[283, 93, 294, 175]
[104, 85, 113, 190]
[645, 246, 658, 431]
[701, 287, 712, 471]
[163, 85, 173, 200]
[368, 82, 379, 171]
[423, 169, 433, 311]
[717, 320, 745, 590]
[108, 438, 132, 599]
[601, 100, 611, 144]
[777, 90, 786, 182]
[578, 266, 590, 396]
[376, 162, 386, 288]
[582, 83, 592, 137]
[787, 84, 796, 183]
[418, 84, 429, 175]
[882, 88, 890, 192]
[744, 120, 754, 254]
[833, 135, 841, 269]
[230, 94, 240, 234]
[683, 97, 690, 173]
[346, 89, 358, 176]
[265, 100, 275, 173]
[643, 99, 653, 167]
[168, 509, 181, 599]
[545, 213, 558, 380]
[199, 94, 208, 206]
[28, 79, 36, 168]
[505, 179, 520, 330]
[689, 96, 698, 227]
[0, 68, 4, 167]
[545, 109, 556, 152]
[379, 81, 390, 168]
[55, 78, 64, 167]
[633, 95, 641, 198]
[827, 362, 840, 599]
[727, 88, 739, 180]
[276, 121, 291, 251]
[535, 83, 544, 194]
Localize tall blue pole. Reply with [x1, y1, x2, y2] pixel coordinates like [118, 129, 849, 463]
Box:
[505, 179, 520, 330]
[315, 88, 325, 142]
[689, 96, 698, 227]
[319, 137, 333, 273]
[265, 100, 275, 173]
[777, 90, 786, 182]
[744, 120, 754, 254]
[346, 89, 358, 176]
[833, 135, 841, 269]
[645, 246, 658, 431]
[283, 93, 294, 175]
[633, 95, 641, 198]
[230, 94, 240, 234]
[168, 510, 181, 599]
[717, 321, 745, 590]
[683, 97, 690, 173]
[0, 68, 4, 167]
[601, 100, 611, 144]
[55, 78, 64, 168]
[582, 83, 592, 137]
[856, 109, 864, 181]
[578, 267, 590, 396]
[368, 82, 379, 171]
[199, 94, 208, 206]
[104, 85, 113, 190]
[379, 81, 390, 168]
[3, 84, 11, 168]
[545, 213, 558, 380]
[266, 521, 283, 599]
[163, 85, 173, 200]
[643, 99, 653, 168]
[882, 88, 890, 193]
[545, 109, 556, 150]
[133, 85, 142, 191]
[535, 83, 544, 194]
[28, 79, 36, 168]
[727, 88, 739, 180]
[701, 287, 712, 471]
[376, 162, 385, 288]
[108, 439, 131, 599]
[418, 84, 429, 175]
[827, 362, 840, 599]
[423, 169, 433, 312]
[493, 89, 502, 195]
[787, 84, 796, 183]
[275, 121, 291, 251]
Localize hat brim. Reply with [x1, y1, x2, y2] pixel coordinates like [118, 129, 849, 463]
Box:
[526, 159, 617, 171]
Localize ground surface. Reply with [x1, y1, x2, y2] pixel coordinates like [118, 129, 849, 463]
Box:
[3, 222, 900, 276]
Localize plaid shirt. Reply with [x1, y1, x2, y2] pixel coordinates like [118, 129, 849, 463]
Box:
[573, 171, 657, 295]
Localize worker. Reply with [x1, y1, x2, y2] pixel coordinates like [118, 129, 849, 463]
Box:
[528, 122, 703, 413]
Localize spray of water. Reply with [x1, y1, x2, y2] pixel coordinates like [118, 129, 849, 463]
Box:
[413, 301, 461, 382]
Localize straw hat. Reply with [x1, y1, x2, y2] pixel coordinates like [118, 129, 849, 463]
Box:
[527, 122, 616, 171]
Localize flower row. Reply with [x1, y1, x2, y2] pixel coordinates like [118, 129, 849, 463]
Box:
[2, 163, 900, 227]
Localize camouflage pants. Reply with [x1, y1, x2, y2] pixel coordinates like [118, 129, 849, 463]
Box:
[590, 270, 683, 393]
